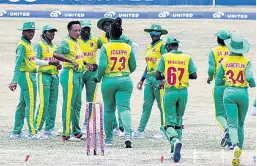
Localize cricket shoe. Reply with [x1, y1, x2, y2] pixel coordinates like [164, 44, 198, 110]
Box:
[113, 128, 121, 136]
[27, 133, 48, 140]
[124, 139, 132, 148]
[226, 138, 233, 150]
[118, 130, 125, 137]
[61, 136, 70, 142]
[105, 139, 113, 146]
[9, 132, 28, 139]
[172, 139, 182, 163]
[153, 130, 165, 139]
[221, 128, 230, 147]
[68, 133, 86, 142]
[118, 127, 125, 137]
[132, 130, 145, 139]
[232, 146, 241, 166]
[44, 130, 58, 137]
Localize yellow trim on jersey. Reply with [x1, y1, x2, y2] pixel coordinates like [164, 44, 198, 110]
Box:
[160, 88, 166, 126]
[36, 72, 44, 129]
[25, 72, 36, 135]
[65, 69, 73, 136]
[93, 84, 98, 102]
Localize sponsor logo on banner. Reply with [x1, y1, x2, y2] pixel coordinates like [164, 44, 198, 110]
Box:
[170, 13, 193, 18]
[226, 13, 248, 19]
[9, 11, 30, 17]
[104, 11, 116, 18]
[213, 12, 225, 19]
[0, 10, 7, 17]
[9, 0, 37, 2]
[117, 13, 139, 18]
[158, 11, 170, 18]
[50, 11, 62, 18]
[64, 12, 85, 18]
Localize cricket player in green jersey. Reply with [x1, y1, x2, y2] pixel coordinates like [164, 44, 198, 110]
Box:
[156, 36, 197, 162]
[215, 36, 256, 166]
[78, 20, 101, 133]
[34, 25, 61, 137]
[97, 16, 139, 136]
[133, 24, 168, 139]
[9, 22, 47, 140]
[93, 18, 136, 148]
[54, 21, 92, 142]
[207, 29, 233, 149]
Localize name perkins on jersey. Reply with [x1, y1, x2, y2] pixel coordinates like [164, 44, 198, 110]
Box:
[111, 50, 127, 55]
[226, 63, 245, 68]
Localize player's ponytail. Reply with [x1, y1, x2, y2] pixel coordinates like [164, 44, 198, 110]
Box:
[110, 17, 123, 39]
[217, 37, 229, 46]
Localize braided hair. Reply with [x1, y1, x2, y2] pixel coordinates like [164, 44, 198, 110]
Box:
[217, 37, 228, 46]
[110, 17, 123, 40]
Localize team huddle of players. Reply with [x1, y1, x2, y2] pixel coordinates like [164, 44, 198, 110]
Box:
[8, 17, 255, 165]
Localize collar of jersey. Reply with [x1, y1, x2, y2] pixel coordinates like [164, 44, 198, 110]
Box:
[66, 35, 77, 42]
[170, 50, 183, 54]
[151, 39, 162, 47]
[41, 38, 54, 47]
[229, 53, 243, 56]
[81, 35, 92, 43]
[21, 36, 31, 44]
[110, 39, 123, 42]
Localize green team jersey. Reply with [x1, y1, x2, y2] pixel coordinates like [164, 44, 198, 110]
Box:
[12, 37, 37, 83]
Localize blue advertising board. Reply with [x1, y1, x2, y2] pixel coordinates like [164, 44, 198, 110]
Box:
[0, 10, 255, 20]
[0, 0, 214, 5]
